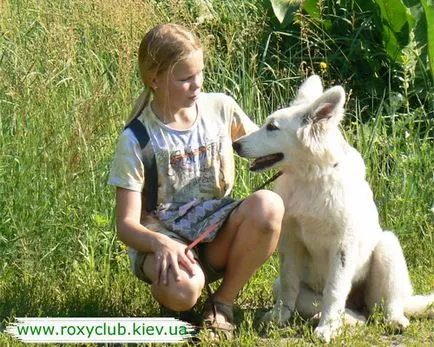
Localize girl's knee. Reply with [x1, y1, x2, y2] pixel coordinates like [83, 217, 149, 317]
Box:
[152, 270, 205, 311]
[248, 190, 285, 234]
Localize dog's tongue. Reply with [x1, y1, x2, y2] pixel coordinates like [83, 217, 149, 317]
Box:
[250, 153, 284, 171]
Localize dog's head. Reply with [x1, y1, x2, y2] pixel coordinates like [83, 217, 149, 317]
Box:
[233, 75, 347, 172]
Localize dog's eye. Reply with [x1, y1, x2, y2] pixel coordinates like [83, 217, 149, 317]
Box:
[266, 121, 279, 131]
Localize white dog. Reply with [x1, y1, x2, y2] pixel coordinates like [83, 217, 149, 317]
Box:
[233, 75, 434, 342]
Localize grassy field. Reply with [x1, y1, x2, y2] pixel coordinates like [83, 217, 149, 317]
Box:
[1, 0, 433, 346]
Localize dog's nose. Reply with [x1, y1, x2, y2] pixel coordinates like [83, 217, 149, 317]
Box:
[232, 141, 241, 153]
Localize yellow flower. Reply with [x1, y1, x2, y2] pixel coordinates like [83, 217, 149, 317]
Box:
[320, 61, 328, 71]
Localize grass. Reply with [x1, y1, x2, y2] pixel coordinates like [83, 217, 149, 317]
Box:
[1, 0, 433, 345]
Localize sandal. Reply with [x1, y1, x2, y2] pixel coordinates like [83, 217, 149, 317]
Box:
[201, 297, 235, 340]
[159, 305, 199, 325]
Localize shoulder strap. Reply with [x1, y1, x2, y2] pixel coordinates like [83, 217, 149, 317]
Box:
[125, 118, 158, 212]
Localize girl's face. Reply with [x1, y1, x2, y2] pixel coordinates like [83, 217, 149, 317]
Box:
[153, 49, 204, 110]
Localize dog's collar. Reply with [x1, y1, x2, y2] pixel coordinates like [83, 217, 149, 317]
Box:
[254, 170, 283, 191]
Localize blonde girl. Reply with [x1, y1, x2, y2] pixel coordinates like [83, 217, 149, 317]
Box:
[108, 23, 284, 338]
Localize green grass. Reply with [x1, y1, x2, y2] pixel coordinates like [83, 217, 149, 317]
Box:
[1, 0, 433, 346]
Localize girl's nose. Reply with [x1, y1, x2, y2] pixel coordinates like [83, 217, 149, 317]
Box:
[192, 73, 203, 89]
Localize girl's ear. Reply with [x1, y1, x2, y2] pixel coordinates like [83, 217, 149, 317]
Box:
[143, 72, 158, 92]
[151, 78, 158, 91]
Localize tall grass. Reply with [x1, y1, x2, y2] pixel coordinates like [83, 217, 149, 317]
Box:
[1, 1, 433, 345]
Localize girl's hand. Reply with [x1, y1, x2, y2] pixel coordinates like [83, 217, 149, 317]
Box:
[153, 234, 197, 285]
[114, 188, 197, 285]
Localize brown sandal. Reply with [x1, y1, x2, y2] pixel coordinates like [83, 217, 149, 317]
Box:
[201, 297, 235, 340]
[159, 305, 199, 324]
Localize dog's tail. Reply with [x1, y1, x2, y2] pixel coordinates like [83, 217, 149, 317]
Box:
[404, 294, 434, 318]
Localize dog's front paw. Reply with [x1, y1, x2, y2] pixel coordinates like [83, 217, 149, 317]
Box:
[314, 318, 342, 343]
[314, 325, 336, 343]
[262, 303, 293, 326]
[387, 315, 410, 332]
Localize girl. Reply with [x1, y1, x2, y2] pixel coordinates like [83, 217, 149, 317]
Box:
[108, 23, 284, 338]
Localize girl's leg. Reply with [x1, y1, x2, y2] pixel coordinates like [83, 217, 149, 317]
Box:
[204, 189, 284, 307]
[142, 250, 206, 312]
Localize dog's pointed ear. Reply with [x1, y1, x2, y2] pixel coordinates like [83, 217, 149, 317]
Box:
[310, 86, 345, 124]
[292, 75, 323, 105]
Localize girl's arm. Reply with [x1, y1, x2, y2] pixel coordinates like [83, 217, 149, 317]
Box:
[115, 187, 196, 284]
[115, 187, 161, 253]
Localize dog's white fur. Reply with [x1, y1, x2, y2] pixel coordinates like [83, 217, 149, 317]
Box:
[233, 75, 434, 342]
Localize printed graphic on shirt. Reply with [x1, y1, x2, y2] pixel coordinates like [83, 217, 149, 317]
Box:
[154, 138, 224, 204]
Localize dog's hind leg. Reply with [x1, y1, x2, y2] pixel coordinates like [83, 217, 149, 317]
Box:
[404, 294, 434, 318]
[296, 283, 366, 325]
[365, 231, 413, 329]
[295, 282, 322, 318]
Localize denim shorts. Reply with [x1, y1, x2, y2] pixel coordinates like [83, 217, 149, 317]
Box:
[128, 223, 224, 284]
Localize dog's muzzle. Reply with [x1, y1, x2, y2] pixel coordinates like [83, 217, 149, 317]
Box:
[232, 141, 284, 172]
[249, 153, 284, 171]
[232, 140, 242, 154]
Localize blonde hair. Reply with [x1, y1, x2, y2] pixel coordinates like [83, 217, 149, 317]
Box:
[126, 24, 202, 125]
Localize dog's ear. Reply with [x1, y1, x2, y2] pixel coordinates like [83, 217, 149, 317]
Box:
[309, 86, 345, 125]
[292, 75, 323, 105]
[299, 86, 346, 151]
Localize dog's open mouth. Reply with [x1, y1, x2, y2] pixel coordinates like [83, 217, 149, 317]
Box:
[250, 153, 284, 171]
